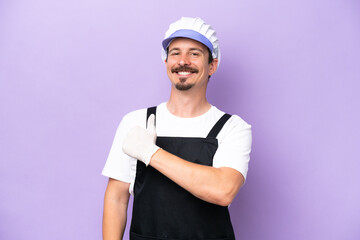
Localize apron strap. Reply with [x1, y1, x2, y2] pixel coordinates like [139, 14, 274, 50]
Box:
[146, 106, 157, 127]
[147, 106, 231, 138]
[207, 113, 232, 138]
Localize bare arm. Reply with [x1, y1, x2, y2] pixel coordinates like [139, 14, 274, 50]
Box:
[103, 178, 130, 240]
[150, 149, 244, 206]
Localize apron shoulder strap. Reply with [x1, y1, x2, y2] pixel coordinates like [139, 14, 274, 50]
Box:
[207, 113, 232, 138]
[146, 106, 157, 127]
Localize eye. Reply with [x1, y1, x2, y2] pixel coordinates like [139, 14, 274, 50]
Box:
[190, 52, 201, 57]
[169, 51, 180, 56]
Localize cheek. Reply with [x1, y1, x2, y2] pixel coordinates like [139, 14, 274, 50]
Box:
[166, 56, 177, 63]
[165, 60, 176, 69]
[165, 62, 172, 70]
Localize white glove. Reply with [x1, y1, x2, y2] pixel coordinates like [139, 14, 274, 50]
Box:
[122, 114, 160, 166]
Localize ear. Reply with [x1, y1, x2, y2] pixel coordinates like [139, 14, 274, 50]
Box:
[209, 58, 219, 76]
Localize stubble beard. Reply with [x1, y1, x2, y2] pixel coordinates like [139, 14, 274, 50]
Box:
[175, 78, 194, 91]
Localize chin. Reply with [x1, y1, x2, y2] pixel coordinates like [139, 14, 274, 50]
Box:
[175, 83, 194, 91]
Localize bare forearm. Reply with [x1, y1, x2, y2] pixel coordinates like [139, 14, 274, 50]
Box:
[103, 179, 130, 240]
[103, 199, 127, 240]
[150, 149, 244, 206]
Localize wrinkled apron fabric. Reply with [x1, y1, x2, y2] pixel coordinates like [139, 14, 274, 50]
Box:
[130, 107, 235, 240]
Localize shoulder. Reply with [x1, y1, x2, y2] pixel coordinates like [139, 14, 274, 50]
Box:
[213, 108, 252, 143]
[111, 108, 147, 140]
[211, 106, 251, 131]
[227, 114, 251, 132]
[121, 108, 147, 128]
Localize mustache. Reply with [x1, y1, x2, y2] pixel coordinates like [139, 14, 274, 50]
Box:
[171, 66, 199, 73]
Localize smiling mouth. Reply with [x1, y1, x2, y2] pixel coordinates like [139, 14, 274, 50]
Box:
[177, 71, 193, 76]
[171, 67, 198, 76]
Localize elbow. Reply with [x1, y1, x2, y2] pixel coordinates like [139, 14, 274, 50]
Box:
[210, 187, 237, 207]
[212, 180, 244, 206]
[196, 168, 245, 206]
[216, 192, 235, 207]
[197, 187, 234, 206]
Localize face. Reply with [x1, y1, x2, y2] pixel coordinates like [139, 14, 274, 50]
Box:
[165, 38, 218, 91]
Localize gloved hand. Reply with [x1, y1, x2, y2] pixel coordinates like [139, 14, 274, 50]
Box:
[122, 114, 160, 166]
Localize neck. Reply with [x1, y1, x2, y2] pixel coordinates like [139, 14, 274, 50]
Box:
[167, 86, 211, 118]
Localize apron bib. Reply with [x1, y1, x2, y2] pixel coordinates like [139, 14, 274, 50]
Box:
[130, 107, 235, 240]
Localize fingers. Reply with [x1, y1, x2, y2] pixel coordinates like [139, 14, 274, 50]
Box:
[147, 114, 156, 132]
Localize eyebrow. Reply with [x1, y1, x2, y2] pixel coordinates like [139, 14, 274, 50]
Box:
[168, 47, 205, 54]
[168, 48, 180, 54]
[189, 48, 205, 53]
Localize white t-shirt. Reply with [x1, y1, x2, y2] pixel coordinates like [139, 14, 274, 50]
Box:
[102, 102, 252, 195]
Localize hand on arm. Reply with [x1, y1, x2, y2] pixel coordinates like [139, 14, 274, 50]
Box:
[103, 178, 130, 240]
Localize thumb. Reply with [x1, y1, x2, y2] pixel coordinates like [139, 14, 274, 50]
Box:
[147, 114, 156, 132]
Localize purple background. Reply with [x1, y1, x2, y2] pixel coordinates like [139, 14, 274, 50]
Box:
[1, 1, 359, 239]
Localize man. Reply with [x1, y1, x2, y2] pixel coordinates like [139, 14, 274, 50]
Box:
[102, 17, 252, 240]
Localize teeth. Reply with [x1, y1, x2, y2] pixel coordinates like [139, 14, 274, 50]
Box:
[178, 72, 191, 75]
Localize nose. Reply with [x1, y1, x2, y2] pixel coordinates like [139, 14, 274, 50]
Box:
[179, 54, 190, 66]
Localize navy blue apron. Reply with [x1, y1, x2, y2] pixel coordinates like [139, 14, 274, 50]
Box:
[130, 106, 235, 240]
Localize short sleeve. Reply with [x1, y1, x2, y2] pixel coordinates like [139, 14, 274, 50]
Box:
[213, 116, 252, 180]
[102, 117, 133, 183]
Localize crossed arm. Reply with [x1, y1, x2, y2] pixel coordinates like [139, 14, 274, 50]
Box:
[150, 148, 244, 206]
[121, 114, 245, 206]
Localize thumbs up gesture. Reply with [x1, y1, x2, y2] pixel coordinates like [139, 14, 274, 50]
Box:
[122, 114, 160, 166]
